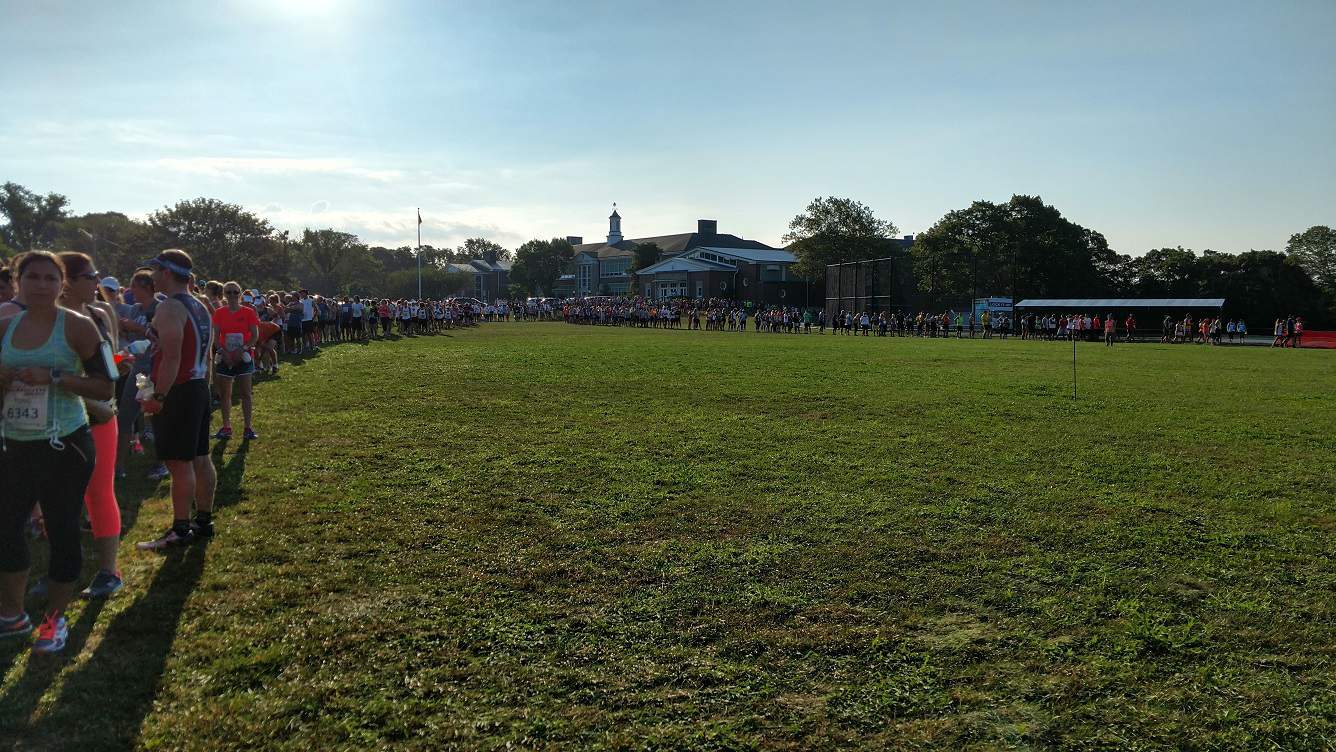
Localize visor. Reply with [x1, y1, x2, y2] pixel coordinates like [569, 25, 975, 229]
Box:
[143, 255, 194, 278]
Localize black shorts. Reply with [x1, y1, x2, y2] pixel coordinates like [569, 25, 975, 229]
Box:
[302, 320, 315, 334]
[152, 379, 210, 462]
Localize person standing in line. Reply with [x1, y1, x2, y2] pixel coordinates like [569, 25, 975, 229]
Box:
[136, 250, 218, 551]
[58, 252, 127, 599]
[0, 251, 116, 653]
[1104, 312, 1116, 346]
[211, 282, 260, 441]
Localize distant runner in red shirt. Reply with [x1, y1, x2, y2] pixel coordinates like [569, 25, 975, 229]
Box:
[210, 281, 260, 441]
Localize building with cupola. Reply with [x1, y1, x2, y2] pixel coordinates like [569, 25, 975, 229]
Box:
[555, 206, 803, 304]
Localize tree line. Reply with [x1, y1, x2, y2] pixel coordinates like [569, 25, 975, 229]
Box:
[0, 183, 576, 300]
[785, 195, 1335, 327]
[3, 181, 1333, 324]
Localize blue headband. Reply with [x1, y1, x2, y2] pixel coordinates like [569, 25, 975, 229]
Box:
[143, 256, 193, 278]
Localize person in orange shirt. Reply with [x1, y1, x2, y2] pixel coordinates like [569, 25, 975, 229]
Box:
[211, 282, 260, 440]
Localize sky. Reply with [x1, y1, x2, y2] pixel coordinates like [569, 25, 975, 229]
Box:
[2, 0, 1333, 255]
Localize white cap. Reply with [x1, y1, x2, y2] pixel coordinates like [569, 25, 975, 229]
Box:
[99, 276, 121, 291]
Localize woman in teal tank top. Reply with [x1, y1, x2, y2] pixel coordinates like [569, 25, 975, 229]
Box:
[0, 251, 115, 654]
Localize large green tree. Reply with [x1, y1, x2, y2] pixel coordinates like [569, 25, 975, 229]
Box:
[459, 237, 512, 262]
[510, 237, 573, 295]
[291, 228, 380, 294]
[911, 195, 1121, 305]
[783, 197, 897, 281]
[1285, 225, 1335, 297]
[54, 211, 156, 278]
[0, 182, 69, 251]
[148, 198, 291, 287]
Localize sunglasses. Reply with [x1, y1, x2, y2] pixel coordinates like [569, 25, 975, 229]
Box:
[225, 290, 241, 297]
[75, 271, 101, 282]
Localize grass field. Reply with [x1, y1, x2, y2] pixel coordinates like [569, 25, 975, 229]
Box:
[2, 323, 1333, 751]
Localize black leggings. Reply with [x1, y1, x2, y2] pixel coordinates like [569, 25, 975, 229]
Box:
[0, 428, 95, 583]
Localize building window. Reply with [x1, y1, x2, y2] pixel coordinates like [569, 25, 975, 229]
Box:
[695, 281, 703, 298]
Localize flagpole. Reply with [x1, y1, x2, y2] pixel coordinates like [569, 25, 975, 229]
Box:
[417, 208, 422, 300]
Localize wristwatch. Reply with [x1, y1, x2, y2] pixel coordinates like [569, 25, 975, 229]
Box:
[152, 392, 167, 402]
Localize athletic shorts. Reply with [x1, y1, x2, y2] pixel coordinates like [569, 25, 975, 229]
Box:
[302, 320, 315, 334]
[152, 379, 210, 462]
[215, 358, 255, 379]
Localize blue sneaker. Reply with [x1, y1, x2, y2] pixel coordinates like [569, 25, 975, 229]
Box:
[33, 613, 67, 654]
[147, 464, 170, 481]
[0, 612, 33, 641]
[81, 569, 124, 599]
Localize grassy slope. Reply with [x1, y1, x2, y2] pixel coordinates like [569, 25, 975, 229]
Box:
[2, 324, 1333, 751]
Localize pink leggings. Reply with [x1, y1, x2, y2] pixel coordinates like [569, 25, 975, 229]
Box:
[84, 418, 121, 539]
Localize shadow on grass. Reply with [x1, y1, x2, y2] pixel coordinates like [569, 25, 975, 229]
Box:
[19, 543, 209, 751]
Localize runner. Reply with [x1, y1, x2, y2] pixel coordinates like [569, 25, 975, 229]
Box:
[211, 281, 260, 440]
[0, 251, 116, 653]
[136, 250, 218, 551]
[58, 252, 126, 598]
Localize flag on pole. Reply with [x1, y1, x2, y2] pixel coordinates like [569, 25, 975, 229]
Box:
[418, 208, 423, 226]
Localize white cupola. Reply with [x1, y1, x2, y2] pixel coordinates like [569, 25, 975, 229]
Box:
[607, 203, 623, 244]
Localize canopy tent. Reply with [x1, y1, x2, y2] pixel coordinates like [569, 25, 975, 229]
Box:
[1015, 298, 1225, 311]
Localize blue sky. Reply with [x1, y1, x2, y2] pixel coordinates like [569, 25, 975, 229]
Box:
[3, 0, 1333, 254]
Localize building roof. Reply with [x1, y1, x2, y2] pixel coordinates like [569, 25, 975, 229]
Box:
[689, 246, 798, 264]
[1015, 298, 1226, 309]
[572, 231, 778, 259]
[637, 256, 735, 275]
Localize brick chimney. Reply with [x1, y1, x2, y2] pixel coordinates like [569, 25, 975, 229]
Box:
[566, 236, 583, 246]
[697, 219, 717, 237]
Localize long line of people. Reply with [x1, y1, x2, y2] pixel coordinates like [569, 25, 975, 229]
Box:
[0, 248, 500, 656]
[547, 296, 1311, 349]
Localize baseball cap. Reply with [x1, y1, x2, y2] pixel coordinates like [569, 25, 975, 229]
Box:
[99, 276, 121, 292]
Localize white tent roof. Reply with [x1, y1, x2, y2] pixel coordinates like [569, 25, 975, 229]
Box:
[1015, 298, 1225, 309]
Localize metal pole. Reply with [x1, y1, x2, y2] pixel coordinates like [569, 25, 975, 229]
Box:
[1072, 328, 1078, 400]
[417, 208, 422, 299]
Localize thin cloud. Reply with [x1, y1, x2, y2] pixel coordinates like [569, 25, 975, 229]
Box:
[156, 157, 403, 182]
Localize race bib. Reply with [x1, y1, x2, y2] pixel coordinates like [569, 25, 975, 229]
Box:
[225, 332, 245, 352]
[4, 383, 49, 432]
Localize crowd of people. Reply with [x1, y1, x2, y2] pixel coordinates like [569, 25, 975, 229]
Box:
[551, 297, 1314, 349]
[0, 247, 500, 656]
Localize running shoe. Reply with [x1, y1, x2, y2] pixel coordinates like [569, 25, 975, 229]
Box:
[81, 569, 124, 599]
[136, 526, 195, 551]
[147, 464, 170, 481]
[191, 518, 215, 540]
[142, 427, 155, 443]
[243, 428, 258, 441]
[130, 437, 145, 455]
[214, 426, 233, 440]
[32, 613, 68, 654]
[0, 612, 33, 640]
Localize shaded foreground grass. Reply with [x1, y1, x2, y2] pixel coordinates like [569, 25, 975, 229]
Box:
[2, 324, 1333, 750]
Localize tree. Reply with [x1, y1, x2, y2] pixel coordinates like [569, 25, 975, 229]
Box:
[630, 241, 662, 274]
[54, 211, 156, 278]
[290, 228, 379, 293]
[1286, 226, 1336, 297]
[0, 182, 69, 251]
[459, 237, 511, 262]
[383, 268, 473, 299]
[148, 198, 290, 287]
[783, 197, 897, 281]
[910, 195, 1121, 305]
[510, 237, 573, 295]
